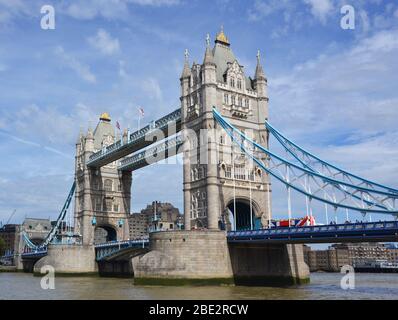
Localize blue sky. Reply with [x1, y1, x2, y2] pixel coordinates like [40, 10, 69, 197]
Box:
[0, 0, 398, 227]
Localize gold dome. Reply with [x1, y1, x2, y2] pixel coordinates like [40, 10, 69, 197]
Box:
[216, 26, 230, 45]
[99, 112, 111, 122]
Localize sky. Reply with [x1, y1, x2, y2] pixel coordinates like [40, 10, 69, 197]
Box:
[0, 0, 397, 228]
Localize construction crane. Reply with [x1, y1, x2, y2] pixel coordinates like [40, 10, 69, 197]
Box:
[1, 209, 17, 227]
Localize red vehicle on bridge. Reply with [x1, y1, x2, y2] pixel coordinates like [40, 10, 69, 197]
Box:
[271, 215, 316, 228]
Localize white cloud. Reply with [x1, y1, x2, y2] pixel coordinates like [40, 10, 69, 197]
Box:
[1, 103, 97, 146]
[0, 0, 32, 24]
[248, 0, 295, 22]
[128, 0, 180, 6]
[54, 46, 96, 83]
[303, 0, 333, 24]
[88, 29, 120, 55]
[141, 78, 163, 100]
[269, 28, 398, 188]
[62, 0, 180, 20]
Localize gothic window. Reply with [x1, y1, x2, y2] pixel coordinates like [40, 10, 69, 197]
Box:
[225, 165, 232, 178]
[104, 179, 113, 192]
[223, 93, 228, 105]
[113, 202, 119, 212]
[231, 95, 236, 105]
[93, 178, 99, 190]
[95, 198, 102, 211]
[104, 199, 113, 211]
[248, 169, 255, 182]
[234, 164, 246, 180]
[237, 78, 242, 90]
[238, 97, 243, 107]
[230, 77, 235, 88]
[245, 98, 250, 108]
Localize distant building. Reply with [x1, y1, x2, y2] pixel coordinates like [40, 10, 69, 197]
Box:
[128, 201, 183, 239]
[128, 213, 148, 239]
[0, 224, 20, 255]
[304, 242, 393, 272]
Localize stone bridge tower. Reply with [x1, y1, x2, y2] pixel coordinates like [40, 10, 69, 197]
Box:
[181, 28, 271, 231]
[74, 113, 131, 245]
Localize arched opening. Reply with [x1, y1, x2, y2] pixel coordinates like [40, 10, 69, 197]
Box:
[94, 225, 117, 244]
[226, 199, 261, 231]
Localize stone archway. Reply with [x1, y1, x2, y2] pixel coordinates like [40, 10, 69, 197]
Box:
[225, 198, 261, 231]
[94, 225, 117, 244]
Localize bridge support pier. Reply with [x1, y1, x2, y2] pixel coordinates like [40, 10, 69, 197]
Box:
[33, 244, 97, 275]
[228, 243, 310, 286]
[132, 230, 309, 286]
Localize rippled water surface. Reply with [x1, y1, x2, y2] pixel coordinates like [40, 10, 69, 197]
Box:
[1, 272, 398, 300]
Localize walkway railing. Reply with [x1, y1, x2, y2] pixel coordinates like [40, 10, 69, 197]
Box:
[227, 221, 398, 244]
[119, 135, 183, 171]
[87, 108, 181, 168]
[95, 239, 149, 261]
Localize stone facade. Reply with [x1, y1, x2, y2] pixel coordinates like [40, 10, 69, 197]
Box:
[34, 244, 97, 275]
[22, 218, 51, 244]
[74, 114, 131, 245]
[181, 28, 271, 231]
[133, 230, 234, 284]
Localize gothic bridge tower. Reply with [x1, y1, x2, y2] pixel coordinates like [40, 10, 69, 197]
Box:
[74, 113, 131, 245]
[181, 28, 271, 231]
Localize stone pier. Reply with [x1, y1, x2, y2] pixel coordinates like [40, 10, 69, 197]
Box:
[33, 244, 97, 275]
[132, 230, 309, 286]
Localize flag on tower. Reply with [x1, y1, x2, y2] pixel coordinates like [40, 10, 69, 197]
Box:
[138, 107, 145, 117]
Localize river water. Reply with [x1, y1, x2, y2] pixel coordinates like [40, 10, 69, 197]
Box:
[1, 272, 398, 300]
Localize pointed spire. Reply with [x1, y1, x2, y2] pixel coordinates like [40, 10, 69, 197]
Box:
[180, 48, 191, 79]
[76, 127, 83, 145]
[215, 25, 230, 46]
[203, 33, 215, 65]
[255, 49, 266, 80]
[86, 124, 94, 140]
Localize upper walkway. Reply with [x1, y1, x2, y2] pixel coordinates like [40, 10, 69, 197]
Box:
[87, 108, 181, 168]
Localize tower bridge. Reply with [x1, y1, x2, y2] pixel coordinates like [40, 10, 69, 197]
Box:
[14, 28, 398, 285]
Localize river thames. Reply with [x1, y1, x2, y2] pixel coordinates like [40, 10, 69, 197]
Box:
[1, 272, 398, 300]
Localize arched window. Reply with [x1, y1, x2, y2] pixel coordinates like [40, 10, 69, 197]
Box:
[113, 201, 119, 212]
[238, 97, 243, 106]
[104, 179, 113, 192]
[230, 77, 235, 88]
[237, 78, 242, 90]
[93, 179, 99, 190]
[231, 95, 236, 105]
[223, 93, 228, 105]
[95, 197, 102, 211]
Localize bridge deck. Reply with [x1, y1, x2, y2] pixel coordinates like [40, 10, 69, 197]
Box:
[227, 221, 398, 244]
[119, 135, 183, 171]
[95, 239, 149, 261]
[87, 109, 181, 168]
